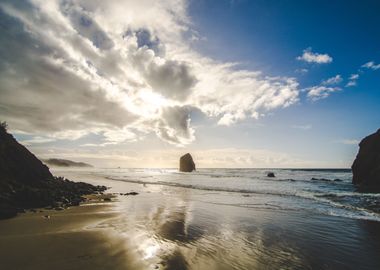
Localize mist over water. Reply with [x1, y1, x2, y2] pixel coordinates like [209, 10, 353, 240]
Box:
[56, 168, 380, 269]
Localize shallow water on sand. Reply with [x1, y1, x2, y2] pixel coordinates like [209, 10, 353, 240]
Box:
[55, 168, 380, 270]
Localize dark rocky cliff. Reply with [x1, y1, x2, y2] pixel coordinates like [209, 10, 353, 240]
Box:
[352, 129, 380, 188]
[0, 124, 53, 186]
[0, 122, 105, 219]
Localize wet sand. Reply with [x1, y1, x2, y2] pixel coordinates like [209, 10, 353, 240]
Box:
[0, 195, 144, 270]
[1, 172, 380, 270]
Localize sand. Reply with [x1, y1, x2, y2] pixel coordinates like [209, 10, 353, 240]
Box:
[2, 170, 380, 270]
[0, 195, 145, 270]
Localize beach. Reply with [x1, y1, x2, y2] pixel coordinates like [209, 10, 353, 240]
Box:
[1, 168, 380, 270]
[1, 0, 380, 269]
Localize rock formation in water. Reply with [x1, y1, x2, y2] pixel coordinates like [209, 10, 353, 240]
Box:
[352, 129, 380, 187]
[179, 153, 196, 172]
[0, 122, 106, 219]
[43, 158, 93, 168]
[267, 172, 275, 177]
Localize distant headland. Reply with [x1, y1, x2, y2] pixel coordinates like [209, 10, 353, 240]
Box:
[43, 158, 93, 168]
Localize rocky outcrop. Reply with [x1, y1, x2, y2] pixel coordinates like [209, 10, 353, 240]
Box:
[267, 172, 275, 177]
[179, 153, 196, 172]
[43, 158, 93, 168]
[0, 122, 106, 219]
[352, 129, 380, 187]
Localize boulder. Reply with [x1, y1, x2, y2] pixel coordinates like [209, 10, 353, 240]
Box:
[352, 129, 380, 187]
[125, 192, 138, 196]
[267, 172, 275, 177]
[179, 153, 196, 172]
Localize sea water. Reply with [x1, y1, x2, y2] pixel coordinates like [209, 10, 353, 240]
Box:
[75, 168, 380, 221]
[54, 168, 380, 270]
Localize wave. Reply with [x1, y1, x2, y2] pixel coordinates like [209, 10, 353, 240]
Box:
[315, 191, 380, 198]
[106, 176, 291, 196]
[105, 176, 380, 221]
[288, 168, 351, 173]
[178, 170, 350, 183]
[105, 176, 379, 199]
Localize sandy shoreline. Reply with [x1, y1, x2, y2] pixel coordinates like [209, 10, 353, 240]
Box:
[0, 194, 142, 270]
[1, 170, 380, 270]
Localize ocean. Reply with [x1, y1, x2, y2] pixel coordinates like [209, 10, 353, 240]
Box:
[54, 168, 380, 270]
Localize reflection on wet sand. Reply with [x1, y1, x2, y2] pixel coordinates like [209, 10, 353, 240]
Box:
[154, 205, 203, 243]
[109, 188, 308, 269]
[161, 250, 189, 270]
[141, 190, 195, 269]
[96, 184, 380, 270]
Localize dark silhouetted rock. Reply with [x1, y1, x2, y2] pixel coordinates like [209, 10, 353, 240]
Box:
[125, 192, 139, 196]
[267, 172, 275, 177]
[352, 129, 380, 188]
[119, 192, 138, 196]
[0, 122, 106, 219]
[179, 153, 195, 172]
[43, 158, 93, 168]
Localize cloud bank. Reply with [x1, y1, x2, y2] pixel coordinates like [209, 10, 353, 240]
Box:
[0, 0, 299, 146]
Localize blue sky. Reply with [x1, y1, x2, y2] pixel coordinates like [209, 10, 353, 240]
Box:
[0, 0, 379, 168]
[187, 0, 380, 164]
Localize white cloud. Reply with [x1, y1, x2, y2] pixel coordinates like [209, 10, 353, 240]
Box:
[349, 74, 359, 80]
[306, 86, 341, 101]
[297, 48, 333, 64]
[362, 61, 380, 70]
[345, 81, 356, 87]
[322, 74, 342, 85]
[218, 112, 246, 126]
[305, 74, 344, 101]
[345, 73, 359, 88]
[0, 0, 300, 146]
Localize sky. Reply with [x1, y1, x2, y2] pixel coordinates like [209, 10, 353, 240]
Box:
[0, 0, 379, 168]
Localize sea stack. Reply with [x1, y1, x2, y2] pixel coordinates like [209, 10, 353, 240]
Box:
[352, 128, 380, 187]
[179, 153, 196, 172]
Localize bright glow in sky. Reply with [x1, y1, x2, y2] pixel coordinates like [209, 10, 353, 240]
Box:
[0, 0, 379, 168]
